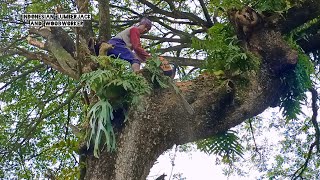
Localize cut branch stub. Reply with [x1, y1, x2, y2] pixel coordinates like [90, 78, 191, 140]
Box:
[229, 7, 298, 76]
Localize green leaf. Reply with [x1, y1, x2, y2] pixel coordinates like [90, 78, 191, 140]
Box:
[196, 130, 244, 165]
[87, 99, 115, 157]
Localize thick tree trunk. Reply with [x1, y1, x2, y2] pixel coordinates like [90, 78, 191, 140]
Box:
[83, 8, 299, 179]
[84, 71, 282, 179]
[24, 5, 304, 180]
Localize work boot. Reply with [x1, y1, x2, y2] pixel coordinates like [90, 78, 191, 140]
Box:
[99, 43, 113, 56]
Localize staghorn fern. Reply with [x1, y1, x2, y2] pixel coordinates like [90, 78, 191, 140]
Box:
[87, 99, 115, 157]
[81, 56, 151, 157]
[82, 56, 177, 157]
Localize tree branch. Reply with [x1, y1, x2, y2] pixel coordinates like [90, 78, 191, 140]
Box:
[279, 0, 320, 34]
[75, 0, 94, 40]
[156, 44, 190, 53]
[0, 58, 32, 80]
[161, 56, 204, 67]
[151, 15, 198, 25]
[248, 118, 260, 155]
[291, 88, 319, 179]
[29, 28, 79, 79]
[151, 17, 192, 38]
[50, 27, 76, 56]
[163, 0, 175, 11]
[110, 4, 141, 16]
[310, 88, 319, 151]
[198, 0, 214, 27]
[26, 36, 47, 50]
[18, 85, 82, 146]
[98, 0, 111, 41]
[291, 142, 317, 179]
[13, 48, 73, 78]
[141, 35, 189, 43]
[0, 36, 27, 53]
[297, 32, 320, 53]
[0, 64, 45, 91]
[137, 0, 207, 27]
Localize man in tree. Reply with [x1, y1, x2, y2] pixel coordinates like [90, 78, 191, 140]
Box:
[2, 0, 320, 179]
[106, 18, 152, 72]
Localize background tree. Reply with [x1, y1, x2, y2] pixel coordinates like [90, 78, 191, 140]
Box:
[0, 0, 319, 179]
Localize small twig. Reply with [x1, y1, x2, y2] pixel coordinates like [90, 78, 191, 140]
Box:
[168, 145, 179, 180]
[0, 58, 32, 80]
[248, 118, 259, 153]
[291, 142, 317, 180]
[309, 88, 319, 151]
[155, 174, 167, 180]
[65, 94, 71, 141]
[198, 0, 214, 27]
[72, 153, 79, 166]
[291, 88, 319, 179]
[0, 64, 45, 91]
[19, 85, 82, 146]
[186, 67, 198, 76]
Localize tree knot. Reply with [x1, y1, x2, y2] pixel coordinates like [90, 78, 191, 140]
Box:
[229, 6, 262, 40]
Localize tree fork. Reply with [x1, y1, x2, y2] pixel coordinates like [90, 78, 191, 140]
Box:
[81, 6, 299, 180]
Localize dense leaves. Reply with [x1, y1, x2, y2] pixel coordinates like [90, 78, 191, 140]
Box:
[0, 63, 81, 178]
[192, 23, 260, 75]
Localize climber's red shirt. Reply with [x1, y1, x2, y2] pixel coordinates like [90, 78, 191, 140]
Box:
[130, 27, 151, 62]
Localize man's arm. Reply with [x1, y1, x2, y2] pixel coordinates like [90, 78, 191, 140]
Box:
[130, 27, 151, 62]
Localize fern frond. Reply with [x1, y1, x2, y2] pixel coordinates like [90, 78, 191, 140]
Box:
[87, 99, 115, 157]
[196, 130, 244, 164]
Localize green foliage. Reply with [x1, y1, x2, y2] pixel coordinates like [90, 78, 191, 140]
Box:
[293, 18, 320, 44]
[207, 0, 248, 18]
[83, 56, 151, 106]
[192, 23, 260, 75]
[206, 0, 291, 19]
[1, 0, 319, 179]
[196, 130, 244, 164]
[87, 99, 115, 157]
[144, 56, 172, 88]
[277, 17, 318, 120]
[26, 0, 71, 13]
[279, 38, 314, 120]
[234, 112, 320, 179]
[81, 56, 151, 156]
[0, 59, 82, 179]
[82, 56, 174, 157]
[253, 0, 291, 12]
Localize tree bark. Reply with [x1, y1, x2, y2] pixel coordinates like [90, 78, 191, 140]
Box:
[84, 71, 282, 180]
[19, 3, 318, 179]
[82, 6, 300, 179]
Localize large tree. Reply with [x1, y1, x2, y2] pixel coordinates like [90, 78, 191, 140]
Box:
[0, 0, 319, 179]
